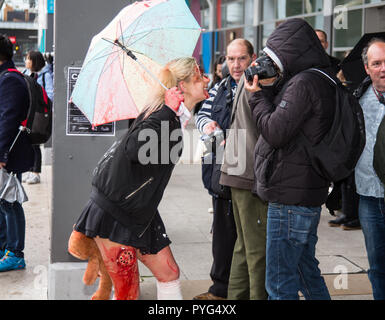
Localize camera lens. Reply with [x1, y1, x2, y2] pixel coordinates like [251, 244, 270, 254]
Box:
[244, 55, 278, 81]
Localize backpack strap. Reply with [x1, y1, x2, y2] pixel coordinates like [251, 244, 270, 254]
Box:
[305, 68, 338, 87]
[0, 68, 18, 80]
[307, 68, 337, 85]
[41, 71, 47, 90]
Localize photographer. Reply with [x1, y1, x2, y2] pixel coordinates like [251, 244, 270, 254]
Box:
[194, 39, 256, 300]
[245, 19, 335, 300]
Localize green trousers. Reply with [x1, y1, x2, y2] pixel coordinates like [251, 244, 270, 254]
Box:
[227, 187, 268, 300]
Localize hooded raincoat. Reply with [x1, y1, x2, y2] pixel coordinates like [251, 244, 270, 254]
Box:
[249, 19, 337, 206]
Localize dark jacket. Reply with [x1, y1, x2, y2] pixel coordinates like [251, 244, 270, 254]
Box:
[0, 60, 34, 173]
[249, 18, 336, 206]
[328, 54, 341, 76]
[199, 75, 236, 197]
[90, 105, 182, 237]
[353, 76, 372, 100]
[210, 76, 236, 133]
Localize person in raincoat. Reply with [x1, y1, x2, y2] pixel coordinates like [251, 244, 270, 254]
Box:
[22, 50, 54, 185]
[71, 57, 209, 300]
[0, 34, 34, 272]
[245, 19, 335, 300]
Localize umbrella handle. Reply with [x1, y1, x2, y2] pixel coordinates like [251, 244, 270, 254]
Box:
[9, 126, 26, 153]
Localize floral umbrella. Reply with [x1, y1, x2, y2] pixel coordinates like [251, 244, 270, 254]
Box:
[70, 0, 201, 126]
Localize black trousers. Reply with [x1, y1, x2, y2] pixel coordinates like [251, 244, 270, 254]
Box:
[209, 197, 237, 298]
[326, 173, 359, 219]
[341, 173, 359, 219]
[30, 145, 42, 173]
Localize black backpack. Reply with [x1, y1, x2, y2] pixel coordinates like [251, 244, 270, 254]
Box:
[298, 68, 366, 182]
[0, 68, 53, 145]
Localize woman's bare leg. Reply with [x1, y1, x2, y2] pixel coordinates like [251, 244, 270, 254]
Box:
[137, 246, 180, 282]
[138, 246, 183, 299]
[94, 237, 140, 300]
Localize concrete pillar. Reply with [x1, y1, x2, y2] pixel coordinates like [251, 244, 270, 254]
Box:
[49, 0, 132, 299]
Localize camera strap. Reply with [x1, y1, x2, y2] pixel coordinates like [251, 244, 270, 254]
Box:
[230, 78, 244, 127]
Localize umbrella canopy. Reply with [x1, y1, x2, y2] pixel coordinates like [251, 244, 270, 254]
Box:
[0, 169, 28, 204]
[340, 32, 385, 90]
[71, 0, 201, 126]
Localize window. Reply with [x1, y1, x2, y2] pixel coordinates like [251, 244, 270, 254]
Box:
[200, 0, 210, 29]
[277, 0, 303, 19]
[333, 8, 362, 48]
[261, 22, 276, 47]
[335, 0, 364, 6]
[221, 0, 244, 28]
[305, 0, 324, 13]
[304, 15, 324, 29]
[0, 0, 38, 22]
[262, 0, 324, 21]
[262, 0, 275, 21]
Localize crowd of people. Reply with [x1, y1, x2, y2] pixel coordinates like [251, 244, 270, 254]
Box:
[193, 19, 385, 301]
[0, 16, 384, 301]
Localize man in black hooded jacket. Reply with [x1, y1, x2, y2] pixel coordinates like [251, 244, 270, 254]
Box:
[245, 19, 334, 300]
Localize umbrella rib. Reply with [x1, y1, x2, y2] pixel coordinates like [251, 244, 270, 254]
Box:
[122, 27, 200, 48]
[118, 9, 194, 46]
[125, 26, 201, 38]
[119, 20, 125, 72]
[120, 11, 145, 48]
[101, 37, 143, 58]
[90, 48, 123, 122]
[87, 49, 123, 62]
[124, 30, 153, 50]
[101, 50, 122, 75]
[123, 27, 200, 56]
[109, 38, 169, 91]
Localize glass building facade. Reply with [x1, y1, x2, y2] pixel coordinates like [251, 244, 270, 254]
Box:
[198, 0, 385, 73]
[0, 0, 39, 65]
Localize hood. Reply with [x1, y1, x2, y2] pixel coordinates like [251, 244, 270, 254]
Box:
[264, 18, 330, 78]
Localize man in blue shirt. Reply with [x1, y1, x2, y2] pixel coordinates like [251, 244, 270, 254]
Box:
[354, 38, 385, 300]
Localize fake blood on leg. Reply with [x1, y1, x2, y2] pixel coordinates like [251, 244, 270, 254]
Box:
[100, 245, 140, 300]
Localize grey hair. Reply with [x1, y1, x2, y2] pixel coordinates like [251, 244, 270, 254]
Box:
[362, 38, 385, 66]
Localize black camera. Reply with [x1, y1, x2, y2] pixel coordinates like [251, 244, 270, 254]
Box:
[244, 55, 278, 82]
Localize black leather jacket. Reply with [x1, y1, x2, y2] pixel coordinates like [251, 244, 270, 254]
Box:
[90, 105, 182, 237]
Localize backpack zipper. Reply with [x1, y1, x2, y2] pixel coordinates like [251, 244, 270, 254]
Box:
[125, 177, 154, 200]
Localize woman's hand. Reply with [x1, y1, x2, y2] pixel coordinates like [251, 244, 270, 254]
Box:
[203, 121, 220, 135]
[165, 87, 184, 112]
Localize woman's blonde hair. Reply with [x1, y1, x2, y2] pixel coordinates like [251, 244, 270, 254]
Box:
[143, 57, 197, 119]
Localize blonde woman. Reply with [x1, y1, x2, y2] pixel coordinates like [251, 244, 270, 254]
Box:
[70, 57, 209, 300]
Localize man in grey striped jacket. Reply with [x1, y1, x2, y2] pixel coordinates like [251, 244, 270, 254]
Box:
[193, 39, 256, 300]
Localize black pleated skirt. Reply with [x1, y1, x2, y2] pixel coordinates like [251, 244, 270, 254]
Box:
[74, 199, 171, 255]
